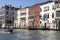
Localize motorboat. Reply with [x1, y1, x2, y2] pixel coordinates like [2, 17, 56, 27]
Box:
[4, 29, 13, 33]
[28, 26, 38, 30]
[4, 26, 13, 33]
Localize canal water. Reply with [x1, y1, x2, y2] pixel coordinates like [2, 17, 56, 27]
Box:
[0, 29, 60, 40]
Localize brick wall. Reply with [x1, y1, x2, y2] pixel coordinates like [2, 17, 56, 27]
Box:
[28, 5, 40, 27]
[57, 0, 60, 3]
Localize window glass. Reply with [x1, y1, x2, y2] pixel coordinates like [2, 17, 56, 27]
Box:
[40, 15, 42, 19]
[52, 5, 55, 10]
[52, 13, 54, 18]
[56, 11, 60, 17]
[6, 11, 8, 15]
[43, 13, 49, 20]
[44, 6, 49, 12]
[20, 12, 26, 16]
[29, 16, 34, 19]
[56, 4, 60, 8]
[40, 8, 42, 12]
[20, 17, 26, 21]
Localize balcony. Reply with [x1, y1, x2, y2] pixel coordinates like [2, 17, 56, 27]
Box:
[20, 12, 26, 17]
[20, 17, 26, 21]
[29, 15, 35, 21]
[20, 15, 26, 18]
[29, 19, 34, 21]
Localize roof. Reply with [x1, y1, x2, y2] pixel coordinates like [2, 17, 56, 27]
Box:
[34, 1, 56, 5]
[15, 8, 19, 10]
[1, 5, 19, 10]
[25, 1, 58, 8]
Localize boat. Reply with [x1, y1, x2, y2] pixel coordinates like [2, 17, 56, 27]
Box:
[4, 26, 13, 33]
[4, 29, 13, 33]
[28, 26, 38, 30]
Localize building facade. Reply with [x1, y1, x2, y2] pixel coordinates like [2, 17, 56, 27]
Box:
[40, 1, 56, 29]
[13, 0, 60, 29]
[55, 2, 60, 30]
[28, 5, 40, 28]
[0, 5, 17, 28]
[0, 7, 5, 28]
[0, 0, 60, 29]
[39, 0, 60, 29]
[16, 8, 29, 28]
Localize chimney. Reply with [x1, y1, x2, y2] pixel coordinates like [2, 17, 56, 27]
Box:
[48, 0, 52, 2]
[48, 0, 52, 1]
[8, 4, 12, 10]
[20, 5, 22, 10]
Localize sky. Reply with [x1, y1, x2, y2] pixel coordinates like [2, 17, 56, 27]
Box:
[0, 0, 48, 8]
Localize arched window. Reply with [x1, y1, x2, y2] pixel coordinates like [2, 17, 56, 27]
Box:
[52, 13, 54, 18]
[40, 8, 42, 12]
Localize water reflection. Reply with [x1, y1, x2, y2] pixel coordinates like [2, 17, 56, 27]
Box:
[28, 30, 40, 40]
[0, 29, 60, 40]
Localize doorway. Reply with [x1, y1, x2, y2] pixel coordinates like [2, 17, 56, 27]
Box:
[0, 24, 1, 28]
[58, 20, 60, 30]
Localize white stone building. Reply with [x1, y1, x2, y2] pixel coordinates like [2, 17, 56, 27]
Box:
[40, 1, 56, 29]
[0, 8, 5, 28]
[16, 8, 29, 28]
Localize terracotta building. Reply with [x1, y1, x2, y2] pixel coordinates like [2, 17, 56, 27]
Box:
[28, 5, 40, 28]
[56, 0, 60, 3]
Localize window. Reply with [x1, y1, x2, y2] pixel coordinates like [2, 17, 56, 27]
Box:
[53, 25, 55, 27]
[56, 11, 60, 17]
[5, 17, 8, 20]
[20, 17, 26, 21]
[44, 6, 49, 12]
[52, 5, 56, 10]
[6, 20, 12, 23]
[11, 11, 14, 15]
[29, 16, 34, 19]
[40, 21, 41, 24]
[6, 16, 8, 18]
[56, 4, 60, 8]
[20, 13, 26, 16]
[43, 14, 49, 20]
[29, 14, 35, 19]
[21, 9, 26, 11]
[30, 8, 34, 12]
[0, 11, 4, 15]
[12, 17, 14, 20]
[52, 13, 54, 18]
[12, 11, 14, 15]
[6, 11, 8, 15]
[40, 15, 42, 19]
[40, 8, 42, 12]
[0, 16, 4, 19]
[52, 20, 55, 24]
